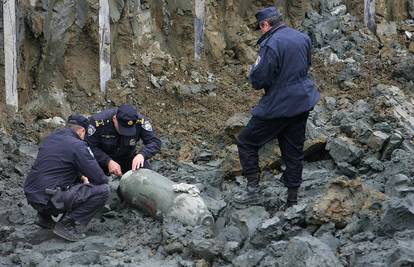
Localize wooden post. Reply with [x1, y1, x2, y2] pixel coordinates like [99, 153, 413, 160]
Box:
[364, 0, 376, 33]
[194, 0, 205, 61]
[99, 0, 111, 93]
[3, 0, 18, 110]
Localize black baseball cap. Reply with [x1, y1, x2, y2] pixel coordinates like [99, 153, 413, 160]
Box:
[67, 114, 89, 130]
[116, 104, 139, 136]
[255, 6, 281, 29]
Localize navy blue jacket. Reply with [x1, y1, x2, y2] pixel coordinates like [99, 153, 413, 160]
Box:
[249, 25, 320, 119]
[86, 109, 161, 169]
[24, 128, 108, 205]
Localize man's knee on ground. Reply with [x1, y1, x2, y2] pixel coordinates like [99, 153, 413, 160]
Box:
[94, 184, 111, 203]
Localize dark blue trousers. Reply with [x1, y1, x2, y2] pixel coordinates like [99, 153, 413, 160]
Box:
[30, 183, 110, 225]
[237, 111, 309, 188]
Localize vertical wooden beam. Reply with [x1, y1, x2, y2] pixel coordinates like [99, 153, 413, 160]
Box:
[194, 0, 205, 61]
[364, 0, 376, 33]
[3, 0, 18, 110]
[99, 0, 111, 93]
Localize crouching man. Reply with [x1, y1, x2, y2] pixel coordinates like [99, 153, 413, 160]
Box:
[24, 114, 110, 242]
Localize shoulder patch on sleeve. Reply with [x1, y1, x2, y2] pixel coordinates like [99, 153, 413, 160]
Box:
[142, 120, 153, 131]
[88, 125, 96, 136]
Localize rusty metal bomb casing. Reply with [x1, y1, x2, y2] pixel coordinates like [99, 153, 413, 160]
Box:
[119, 169, 214, 226]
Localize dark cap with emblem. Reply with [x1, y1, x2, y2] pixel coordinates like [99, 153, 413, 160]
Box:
[116, 104, 139, 136]
[67, 114, 89, 130]
[255, 6, 281, 29]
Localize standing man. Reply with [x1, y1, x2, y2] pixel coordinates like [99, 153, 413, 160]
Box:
[86, 104, 161, 176]
[24, 115, 110, 242]
[234, 6, 320, 208]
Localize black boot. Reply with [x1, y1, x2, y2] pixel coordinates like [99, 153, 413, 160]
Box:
[53, 218, 86, 242]
[35, 213, 56, 229]
[233, 177, 263, 206]
[286, 187, 299, 208]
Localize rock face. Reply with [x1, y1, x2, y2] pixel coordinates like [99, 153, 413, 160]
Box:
[308, 176, 386, 227]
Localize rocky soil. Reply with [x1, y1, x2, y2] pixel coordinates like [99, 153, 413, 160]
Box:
[1, 0, 414, 266]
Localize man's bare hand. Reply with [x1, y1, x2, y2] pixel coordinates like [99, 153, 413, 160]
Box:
[81, 176, 90, 184]
[108, 160, 122, 176]
[132, 154, 145, 171]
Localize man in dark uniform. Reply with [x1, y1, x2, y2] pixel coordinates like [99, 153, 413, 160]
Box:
[86, 104, 161, 176]
[234, 6, 320, 208]
[24, 115, 110, 242]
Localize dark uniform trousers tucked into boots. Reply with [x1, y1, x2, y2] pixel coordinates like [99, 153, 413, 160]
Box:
[24, 117, 110, 242]
[234, 6, 320, 207]
[237, 111, 309, 188]
[29, 183, 110, 241]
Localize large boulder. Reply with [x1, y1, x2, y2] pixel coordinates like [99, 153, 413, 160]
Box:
[381, 194, 414, 235]
[326, 136, 363, 165]
[307, 176, 387, 227]
[277, 235, 343, 267]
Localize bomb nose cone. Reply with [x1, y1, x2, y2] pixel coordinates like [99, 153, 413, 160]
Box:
[200, 214, 214, 227]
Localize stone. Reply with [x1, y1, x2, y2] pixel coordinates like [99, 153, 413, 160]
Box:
[385, 174, 414, 198]
[105, 80, 133, 105]
[150, 74, 161, 89]
[304, 120, 328, 161]
[277, 235, 343, 267]
[189, 235, 224, 260]
[109, 0, 124, 23]
[229, 206, 269, 238]
[18, 144, 38, 159]
[381, 131, 403, 160]
[410, 0, 414, 18]
[224, 113, 250, 142]
[231, 250, 266, 267]
[250, 216, 284, 248]
[336, 162, 358, 178]
[367, 131, 389, 152]
[361, 157, 385, 173]
[388, 231, 414, 266]
[307, 176, 387, 227]
[221, 145, 242, 178]
[340, 120, 372, 142]
[324, 96, 337, 111]
[376, 22, 397, 37]
[222, 241, 240, 261]
[393, 55, 414, 81]
[382, 195, 414, 234]
[268, 240, 289, 257]
[203, 195, 227, 217]
[326, 136, 363, 165]
[310, 17, 341, 47]
[409, 42, 414, 54]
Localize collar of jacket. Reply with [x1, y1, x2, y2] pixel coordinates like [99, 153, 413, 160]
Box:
[257, 23, 287, 45]
[68, 128, 82, 140]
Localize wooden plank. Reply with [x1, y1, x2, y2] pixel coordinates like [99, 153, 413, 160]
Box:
[3, 0, 18, 110]
[364, 0, 376, 33]
[194, 0, 205, 61]
[99, 0, 111, 92]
